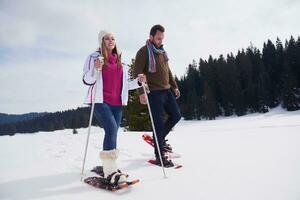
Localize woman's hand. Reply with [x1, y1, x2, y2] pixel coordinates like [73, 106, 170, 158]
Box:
[94, 56, 104, 70]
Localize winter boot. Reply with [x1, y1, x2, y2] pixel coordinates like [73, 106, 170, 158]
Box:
[100, 149, 128, 185]
[155, 155, 174, 168]
[163, 139, 173, 153]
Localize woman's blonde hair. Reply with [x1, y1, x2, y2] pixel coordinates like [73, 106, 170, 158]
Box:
[100, 38, 122, 68]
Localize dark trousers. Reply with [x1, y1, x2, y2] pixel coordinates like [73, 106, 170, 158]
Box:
[148, 89, 181, 157]
[94, 103, 123, 150]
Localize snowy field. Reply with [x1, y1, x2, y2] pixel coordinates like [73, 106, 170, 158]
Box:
[1, 107, 300, 200]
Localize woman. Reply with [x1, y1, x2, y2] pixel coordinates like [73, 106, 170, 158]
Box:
[82, 30, 146, 185]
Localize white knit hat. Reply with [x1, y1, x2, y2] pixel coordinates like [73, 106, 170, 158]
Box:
[98, 30, 114, 47]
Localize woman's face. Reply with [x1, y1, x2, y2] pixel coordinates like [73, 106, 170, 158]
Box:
[103, 34, 116, 51]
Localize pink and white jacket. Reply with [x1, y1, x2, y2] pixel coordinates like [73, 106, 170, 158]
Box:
[82, 51, 141, 105]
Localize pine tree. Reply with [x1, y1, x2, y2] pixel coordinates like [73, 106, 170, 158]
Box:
[282, 37, 300, 110]
[236, 50, 256, 113]
[247, 46, 269, 113]
[262, 39, 282, 107]
[296, 37, 300, 88]
[185, 61, 201, 119]
[226, 53, 246, 116]
[275, 38, 285, 103]
[122, 59, 151, 131]
[199, 57, 219, 118]
[201, 82, 217, 119]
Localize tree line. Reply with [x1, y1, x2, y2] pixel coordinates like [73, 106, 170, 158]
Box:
[176, 36, 300, 120]
[0, 107, 94, 136]
[0, 36, 299, 135]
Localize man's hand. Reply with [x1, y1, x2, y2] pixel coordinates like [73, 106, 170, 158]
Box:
[174, 88, 181, 99]
[137, 74, 147, 84]
[139, 94, 147, 105]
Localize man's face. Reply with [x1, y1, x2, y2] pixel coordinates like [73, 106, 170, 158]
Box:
[150, 31, 164, 47]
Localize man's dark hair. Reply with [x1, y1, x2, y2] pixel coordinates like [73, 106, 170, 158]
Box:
[150, 24, 165, 36]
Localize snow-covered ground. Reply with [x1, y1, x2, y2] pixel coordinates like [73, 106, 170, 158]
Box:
[1, 107, 300, 200]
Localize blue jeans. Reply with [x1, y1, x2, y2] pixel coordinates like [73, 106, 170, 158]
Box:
[93, 103, 123, 150]
[148, 89, 181, 157]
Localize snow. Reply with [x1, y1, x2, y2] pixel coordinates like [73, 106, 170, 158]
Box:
[1, 107, 300, 200]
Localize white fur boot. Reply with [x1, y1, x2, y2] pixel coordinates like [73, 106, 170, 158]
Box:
[100, 149, 127, 185]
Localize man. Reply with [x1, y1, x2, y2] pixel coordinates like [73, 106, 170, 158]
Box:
[134, 24, 181, 167]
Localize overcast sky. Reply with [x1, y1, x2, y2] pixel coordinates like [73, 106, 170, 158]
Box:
[0, 0, 299, 114]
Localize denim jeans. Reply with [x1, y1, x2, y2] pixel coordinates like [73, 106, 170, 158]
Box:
[93, 103, 123, 150]
[148, 89, 181, 157]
